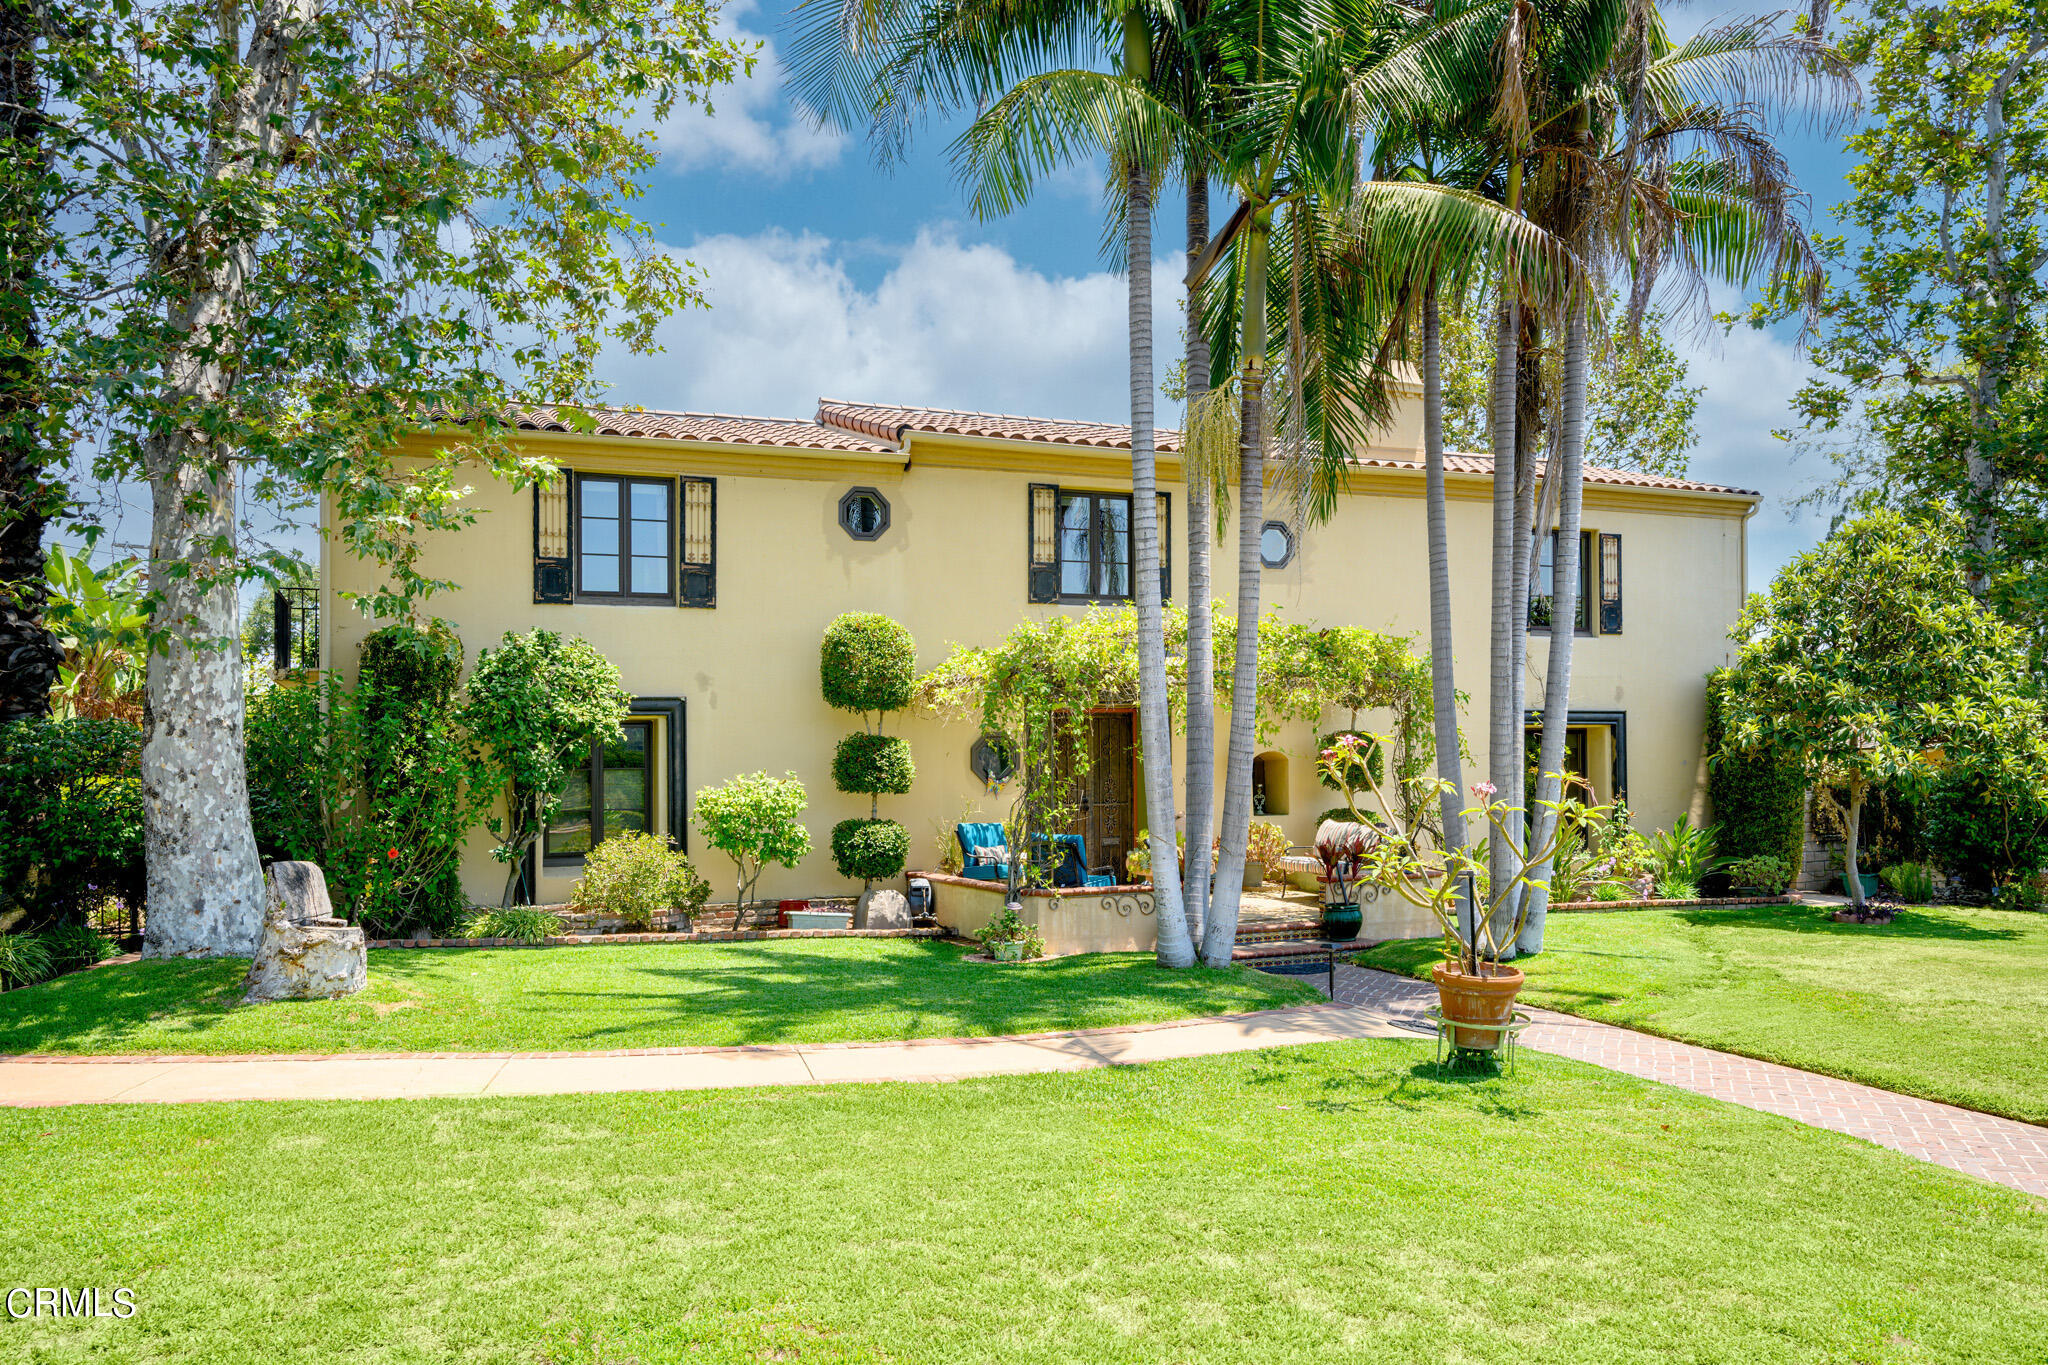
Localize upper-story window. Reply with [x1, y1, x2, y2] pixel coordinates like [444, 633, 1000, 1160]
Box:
[1025, 484, 1168, 605]
[1058, 491, 1132, 601]
[1530, 529, 1593, 633]
[577, 475, 673, 603]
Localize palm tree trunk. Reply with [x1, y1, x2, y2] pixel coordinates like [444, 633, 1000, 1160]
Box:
[1126, 156, 1195, 968]
[1519, 291, 1588, 955]
[1201, 205, 1270, 968]
[1422, 286, 1472, 939]
[0, 0, 60, 725]
[1485, 295, 1519, 957]
[1498, 306, 1541, 948]
[1182, 169, 1215, 949]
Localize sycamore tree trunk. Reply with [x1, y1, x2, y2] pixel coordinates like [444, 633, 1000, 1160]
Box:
[0, 0, 60, 725]
[1421, 287, 1472, 940]
[1484, 296, 1519, 951]
[141, 458, 266, 957]
[140, 0, 317, 958]
[1519, 292, 1588, 956]
[1182, 168, 1215, 948]
[1201, 206, 1270, 968]
[1126, 155, 1195, 969]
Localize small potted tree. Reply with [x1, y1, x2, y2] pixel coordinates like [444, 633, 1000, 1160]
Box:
[1320, 734, 1595, 1052]
[692, 772, 812, 928]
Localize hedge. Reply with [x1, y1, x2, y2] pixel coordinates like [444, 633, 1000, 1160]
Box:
[820, 613, 916, 715]
[1704, 670, 1805, 875]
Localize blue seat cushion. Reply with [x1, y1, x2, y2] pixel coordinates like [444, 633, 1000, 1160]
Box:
[957, 822, 1011, 880]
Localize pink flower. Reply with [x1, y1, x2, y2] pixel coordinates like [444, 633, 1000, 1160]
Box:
[1471, 782, 1497, 800]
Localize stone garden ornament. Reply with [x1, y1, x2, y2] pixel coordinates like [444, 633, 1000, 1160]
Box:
[243, 861, 368, 1003]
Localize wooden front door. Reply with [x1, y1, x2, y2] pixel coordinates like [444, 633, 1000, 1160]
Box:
[1060, 711, 1134, 878]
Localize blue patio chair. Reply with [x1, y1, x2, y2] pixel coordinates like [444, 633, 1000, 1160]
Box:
[1035, 833, 1115, 889]
[956, 822, 1011, 882]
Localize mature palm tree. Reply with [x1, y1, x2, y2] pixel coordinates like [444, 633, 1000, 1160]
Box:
[1513, 8, 1848, 952]
[789, 0, 1208, 965]
[1184, 0, 1575, 964]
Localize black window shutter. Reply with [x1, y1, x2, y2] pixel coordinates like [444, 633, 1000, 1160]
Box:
[1156, 491, 1171, 602]
[1599, 532, 1622, 633]
[1027, 483, 1059, 603]
[533, 476, 572, 604]
[679, 477, 716, 608]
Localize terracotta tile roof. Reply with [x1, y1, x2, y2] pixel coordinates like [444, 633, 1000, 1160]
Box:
[816, 399, 1184, 453]
[1373, 451, 1757, 498]
[511, 405, 897, 454]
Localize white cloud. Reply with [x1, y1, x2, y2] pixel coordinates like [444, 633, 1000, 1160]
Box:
[1668, 310, 1834, 587]
[655, 0, 845, 176]
[600, 226, 1172, 420]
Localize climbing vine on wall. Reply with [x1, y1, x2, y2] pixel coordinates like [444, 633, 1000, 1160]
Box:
[918, 606, 1448, 848]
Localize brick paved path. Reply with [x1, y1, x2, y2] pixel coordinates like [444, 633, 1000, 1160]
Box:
[1332, 964, 2048, 1200]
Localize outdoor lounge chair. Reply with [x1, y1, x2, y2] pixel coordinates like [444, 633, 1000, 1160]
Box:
[956, 822, 1011, 882]
[956, 824, 1114, 890]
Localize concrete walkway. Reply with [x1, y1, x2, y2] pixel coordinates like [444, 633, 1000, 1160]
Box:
[1334, 965, 2048, 1200]
[7, 968, 2047, 1201]
[0, 1003, 1408, 1107]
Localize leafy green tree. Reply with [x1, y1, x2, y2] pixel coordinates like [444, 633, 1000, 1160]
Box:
[29, 0, 744, 956]
[463, 631, 632, 909]
[1720, 510, 2044, 914]
[1762, 0, 2048, 602]
[0, 0, 60, 724]
[1438, 289, 1703, 476]
[693, 772, 813, 913]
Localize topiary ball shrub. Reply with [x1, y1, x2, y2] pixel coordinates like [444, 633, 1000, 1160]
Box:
[831, 817, 911, 882]
[821, 613, 916, 715]
[833, 732, 915, 796]
[570, 831, 712, 930]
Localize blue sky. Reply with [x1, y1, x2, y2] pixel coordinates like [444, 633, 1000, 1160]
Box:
[593, 0, 1868, 590]
[81, 0, 1867, 596]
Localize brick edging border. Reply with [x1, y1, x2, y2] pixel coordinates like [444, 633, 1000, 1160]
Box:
[1549, 894, 1800, 913]
[0, 1001, 1356, 1065]
[364, 927, 947, 949]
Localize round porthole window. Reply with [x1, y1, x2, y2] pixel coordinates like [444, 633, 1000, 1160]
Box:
[838, 486, 891, 541]
[1260, 520, 1296, 568]
[970, 733, 1019, 788]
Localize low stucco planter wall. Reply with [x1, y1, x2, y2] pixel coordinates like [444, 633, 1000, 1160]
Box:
[913, 872, 1159, 955]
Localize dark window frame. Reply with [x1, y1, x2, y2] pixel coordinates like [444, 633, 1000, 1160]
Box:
[538, 697, 688, 872]
[1055, 489, 1135, 604]
[1523, 708, 1628, 806]
[838, 485, 891, 541]
[1529, 528, 1595, 635]
[574, 473, 676, 606]
[1260, 520, 1297, 569]
[544, 718, 655, 865]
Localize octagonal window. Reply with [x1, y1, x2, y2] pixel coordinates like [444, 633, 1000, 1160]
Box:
[839, 486, 891, 541]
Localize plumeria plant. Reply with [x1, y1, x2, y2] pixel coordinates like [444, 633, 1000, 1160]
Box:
[1315, 734, 1609, 974]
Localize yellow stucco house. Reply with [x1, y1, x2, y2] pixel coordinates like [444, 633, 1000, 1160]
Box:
[319, 383, 1756, 921]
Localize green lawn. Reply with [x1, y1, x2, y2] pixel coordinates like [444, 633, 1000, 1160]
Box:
[1361, 901, 2048, 1122]
[4, 1041, 2043, 1364]
[0, 940, 1319, 1056]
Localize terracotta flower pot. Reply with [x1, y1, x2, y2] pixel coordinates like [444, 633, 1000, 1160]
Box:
[1431, 960, 1526, 1050]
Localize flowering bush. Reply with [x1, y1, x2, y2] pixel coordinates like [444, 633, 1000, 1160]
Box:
[1316, 732, 1606, 971]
